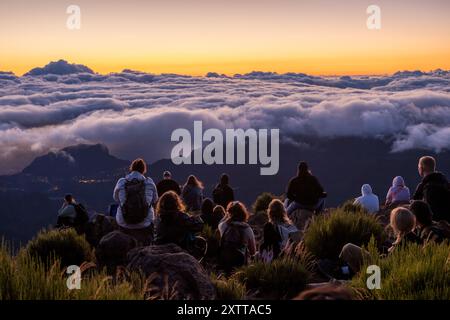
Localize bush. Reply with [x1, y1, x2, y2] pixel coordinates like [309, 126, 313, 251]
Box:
[341, 200, 368, 214]
[252, 192, 277, 214]
[351, 241, 450, 300]
[25, 228, 93, 268]
[303, 208, 385, 260]
[232, 257, 310, 299]
[211, 274, 246, 300]
[0, 242, 144, 300]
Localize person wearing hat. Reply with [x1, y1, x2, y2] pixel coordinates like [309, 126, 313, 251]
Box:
[156, 170, 181, 197]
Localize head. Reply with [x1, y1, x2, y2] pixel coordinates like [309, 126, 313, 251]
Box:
[163, 171, 172, 180]
[361, 184, 373, 196]
[201, 198, 214, 215]
[213, 205, 226, 218]
[220, 173, 229, 185]
[392, 176, 405, 187]
[226, 201, 249, 223]
[130, 158, 147, 175]
[297, 161, 310, 176]
[418, 156, 436, 177]
[294, 285, 354, 300]
[267, 199, 291, 224]
[64, 194, 74, 204]
[390, 207, 416, 237]
[410, 200, 433, 227]
[156, 191, 185, 216]
[185, 175, 203, 188]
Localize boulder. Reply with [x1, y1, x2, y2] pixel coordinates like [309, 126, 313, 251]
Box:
[95, 230, 137, 272]
[85, 213, 118, 247]
[127, 244, 216, 300]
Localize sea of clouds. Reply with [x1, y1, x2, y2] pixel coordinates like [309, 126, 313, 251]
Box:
[0, 60, 449, 175]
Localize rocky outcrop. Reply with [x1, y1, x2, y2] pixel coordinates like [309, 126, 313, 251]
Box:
[95, 230, 137, 272]
[127, 244, 216, 300]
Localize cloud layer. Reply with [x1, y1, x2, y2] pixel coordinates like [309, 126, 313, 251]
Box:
[0, 61, 449, 174]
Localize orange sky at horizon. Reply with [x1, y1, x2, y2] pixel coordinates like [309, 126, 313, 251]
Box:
[1, 0, 449, 76]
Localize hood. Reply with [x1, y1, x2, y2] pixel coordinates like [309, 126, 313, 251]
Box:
[392, 176, 405, 187]
[126, 171, 146, 181]
[361, 184, 373, 196]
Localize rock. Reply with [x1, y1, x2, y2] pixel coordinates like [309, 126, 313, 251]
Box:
[127, 244, 216, 300]
[95, 230, 137, 271]
[85, 214, 118, 247]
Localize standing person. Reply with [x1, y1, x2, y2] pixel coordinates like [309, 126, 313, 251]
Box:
[385, 176, 410, 206]
[218, 201, 256, 272]
[413, 156, 450, 222]
[156, 171, 181, 196]
[260, 199, 298, 259]
[56, 194, 89, 234]
[212, 173, 235, 209]
[181, 175, 204, 212]
[154, 191, 204, 249]
[353, 184, 380, 214]
[285, 162, 326, 215]
[113, 158, 158, 246]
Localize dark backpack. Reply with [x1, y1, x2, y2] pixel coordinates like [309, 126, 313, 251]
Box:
[423, 181, 450, 221]
[73, 203, 89, 226]
[122, 179, 149, 224]
[218, 223, 247, 271]
[213, 185, 225, 205]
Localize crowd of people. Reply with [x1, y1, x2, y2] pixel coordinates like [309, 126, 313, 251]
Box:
[56, 155, 450, 273]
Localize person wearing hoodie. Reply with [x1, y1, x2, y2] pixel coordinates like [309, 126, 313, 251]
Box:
[413, 156, 450, 222]
[181, 175, 204, 212]
[113, 158, 158, 245]
[353, 184, 379, 214]
[385, 176, 410, 206]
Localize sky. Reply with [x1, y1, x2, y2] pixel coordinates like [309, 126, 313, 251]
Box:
[0, 0, 449, 76]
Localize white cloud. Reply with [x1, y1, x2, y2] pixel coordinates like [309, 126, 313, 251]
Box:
[0, 62, 449, 174]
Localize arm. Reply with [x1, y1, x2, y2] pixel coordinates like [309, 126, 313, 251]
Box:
[113, 178, 125, 203]
[385, 188, 393, 205]
[412, 182, 424, 200]
[247, 228, 257, 256]
[145, 180, 158, 206]
[286, 179, 295, 201]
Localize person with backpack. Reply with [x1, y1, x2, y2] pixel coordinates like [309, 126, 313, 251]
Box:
[181, 175, 204, 212]
[353, 184, 380, 214]
[156, 171, 181, 196]
[285, 162, 327, 215]
[261, 199, 298, 259]
[410, 200, 450, 244]
[218, 201, 256, 272]
[385, 176, 410, 206]
[113, 158, 158, 245]
[212, 174, 235, 209]
[56, 194, 89, 234]
[200, 198, 224, 230]
[154, 191, 204, 250]
[413, 156, 450, 223]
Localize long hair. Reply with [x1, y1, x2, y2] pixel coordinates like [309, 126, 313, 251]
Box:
[201, 198, 214, 215]
[156, 191, 186, 217]
[390, 207, 415, 244]
[226, 201, 249, 223]
[184, 175, 203, 189]
[267, 199, 291, 224]
[130, 158, 147, 175]
[297, 161, 310, 177]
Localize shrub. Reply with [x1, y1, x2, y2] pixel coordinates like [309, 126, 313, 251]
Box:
[341, 200, 368, 214]
[25, 228, 93, 268]
[252, 192, 277, 214]
[351, 241, 450, 300]
[201, 225, 221, 259]
[0, 243, 144, 300]
[232, 257, 310, 299]
[303, 208, 385, 260]
[210, 274, 246, 300]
